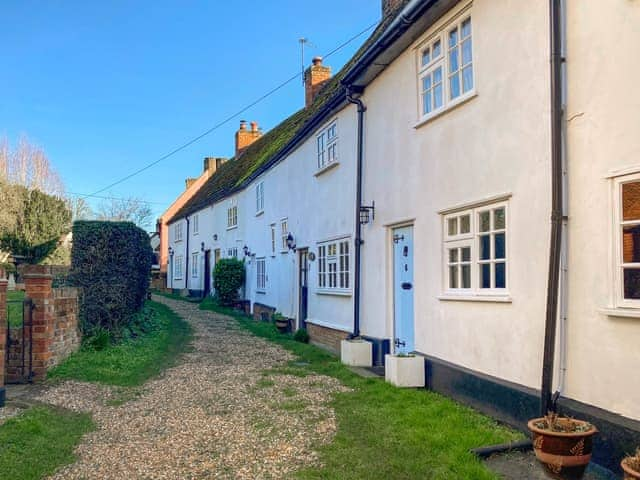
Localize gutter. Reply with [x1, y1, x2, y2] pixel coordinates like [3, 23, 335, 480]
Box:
[345, 88, 367, 338]
[541, 0, 565, 416]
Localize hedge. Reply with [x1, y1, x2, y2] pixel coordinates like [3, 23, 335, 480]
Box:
[70, 221, 152, 335]
[213, 258, 245, 306]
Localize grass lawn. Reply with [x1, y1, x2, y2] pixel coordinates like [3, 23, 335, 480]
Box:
[48, 300, 192, 387]
[7, 290, 25, 327]
[199, 297, 522, 479]
[0, 406, 93, 480]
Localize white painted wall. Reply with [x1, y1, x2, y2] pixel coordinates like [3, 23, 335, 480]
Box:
[168, 104, 359, 334]
[563, 0, 640, 420]
[359, 0, 552, 390]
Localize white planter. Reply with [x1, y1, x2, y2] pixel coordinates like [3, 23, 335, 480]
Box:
[340, 339, 372, 367]
[385, 354, 425, 388]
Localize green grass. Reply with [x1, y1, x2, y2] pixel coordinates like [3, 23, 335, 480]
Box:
[199, 297, 522, 479]
[0, 406, 94, 480]
[7, 290, 25, 327]
[48, 300, 192, 386]
[151, 289, 202, 303]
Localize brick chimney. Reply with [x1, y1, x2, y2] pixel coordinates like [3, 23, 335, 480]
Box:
[203, 157, 227, 175]
[185, 178, 197, 190]
[304, 57, 331, 108]
[235, 120, 262, 157]
[382, 0, 404, 17]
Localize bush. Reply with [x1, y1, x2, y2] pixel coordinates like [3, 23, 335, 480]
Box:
[293, 328, 309, 343]
[70, 221, 152, 336]
[213, 258, 245, 306]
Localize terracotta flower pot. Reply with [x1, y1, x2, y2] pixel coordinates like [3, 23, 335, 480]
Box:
[527, 418, 598, 480]
[622, 458, 640, 480]
[275, 319, 288, 333]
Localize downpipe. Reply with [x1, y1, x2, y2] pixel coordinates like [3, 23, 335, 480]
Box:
[346, 87, 366, 339]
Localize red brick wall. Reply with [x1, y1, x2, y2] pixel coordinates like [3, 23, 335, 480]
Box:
[252, 302, 275, 322]
[0, 280, 7, 388]
[306, 323, 349, 354]
[52, 288, 81, 367]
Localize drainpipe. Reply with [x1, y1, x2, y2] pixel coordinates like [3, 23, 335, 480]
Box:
[184, 217, 190, 294]
[541, 0, 565, 416]
[346, 87, 366, 339]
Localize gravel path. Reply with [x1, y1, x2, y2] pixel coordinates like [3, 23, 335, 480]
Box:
[36, 296, 347, 479]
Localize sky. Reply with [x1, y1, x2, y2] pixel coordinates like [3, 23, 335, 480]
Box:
[0, 1, 380, 227]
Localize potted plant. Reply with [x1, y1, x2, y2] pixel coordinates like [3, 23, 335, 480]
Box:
[527, 412, 598, 479]
[622, 449, 640, 480]
[273, 312, 289, 333]
[384, 353, 425, 388]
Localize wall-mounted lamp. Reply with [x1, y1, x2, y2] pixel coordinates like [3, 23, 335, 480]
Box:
[359, 201, 376, 225]
[286, 233, 296, 252]
[168, 247, 174, 258]
[243, 245, 253, 257]
[201, 242, 205, 253]
[213, 234, 218, 241]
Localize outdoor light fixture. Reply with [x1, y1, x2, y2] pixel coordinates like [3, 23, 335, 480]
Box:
[286, 233, 296, 252]
[243, 245, 252, 257]
[359, 201, 375, 225]
[200, 242, 205, 252]
[168, 247, 174, 258]
[213, 234, 218, 241]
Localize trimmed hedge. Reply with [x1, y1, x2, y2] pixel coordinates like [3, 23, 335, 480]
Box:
[70, 221, 152, 335]
[213, 258, 245, 306]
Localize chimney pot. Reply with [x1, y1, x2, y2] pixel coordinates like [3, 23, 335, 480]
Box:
[312, 56, 323, 66]
[239, 120, 247, 130]
[250, 121, 258, 132]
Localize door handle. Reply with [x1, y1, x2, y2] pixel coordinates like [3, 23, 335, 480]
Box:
[401, 282, 412, 290]
[394, 338, 406, 348]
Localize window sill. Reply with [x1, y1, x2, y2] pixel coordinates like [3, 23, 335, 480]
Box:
[599, 307, 640, 319]
[438, 293, 512, 303]
[193, 232, 199, 236]
[256, 290, 266, 295]
[316, 289, 352, 297]
[255, 210, 264, 217]
[226, 225, 238, 231]
[314, 161, 340, 177]
[414, 91, 477, 129]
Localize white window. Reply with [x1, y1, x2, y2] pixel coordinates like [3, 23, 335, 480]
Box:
[614, 176, 640, 306]
[227, 247, 238, 259]
[256, 257, 266, 291]
[192, 214, 199, 235]
[281, 219, 288, 252]
[174, 255, 183, 279]
[227, 205, 238, 229]
[270, 224, 276, 256]
[191, 253, 199, 278]
[317, 238, 350, 292]
[256, 182, 264, 214]
[174, 223, 183, 242]
[443, 202, 507, 294]
[316, 121, 338, 170]
[418, 14, 473, 120]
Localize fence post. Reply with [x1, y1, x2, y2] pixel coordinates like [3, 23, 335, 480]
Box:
[23, 265, 54, 381]
[0, 277, 7, 405]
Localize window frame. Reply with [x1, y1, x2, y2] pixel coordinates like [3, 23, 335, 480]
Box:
[416, 7, 475, 123]
[256, 257, 266, 292]
[270, 223, 276, 257]
[612, 173, 640, 308]
[174, 255, 183, 280]
[227, 204, 238, 229]
[316, 120, 339, 172]
[442, 201, 508, 297]
[191, 252, 199, 278]
[280, 219, 288, 253]
[174, 223, 183, 242]
[255, 181, 264, 215]
[192, 214, 199, 235]
[317, 237, 351, 294]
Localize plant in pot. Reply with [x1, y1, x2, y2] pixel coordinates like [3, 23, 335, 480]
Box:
[272, 312, 289, 333]
[527, 411, 598, 480]
[621, 448, 640, 480]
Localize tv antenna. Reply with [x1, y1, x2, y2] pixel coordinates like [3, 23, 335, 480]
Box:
[299, 37, 315, 85]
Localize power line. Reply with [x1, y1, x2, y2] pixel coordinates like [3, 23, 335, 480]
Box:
[67, 191, 165, 205]
[85, 20, 378, 199]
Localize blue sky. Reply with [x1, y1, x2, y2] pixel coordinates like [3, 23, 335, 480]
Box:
[0, 1, 379, 224]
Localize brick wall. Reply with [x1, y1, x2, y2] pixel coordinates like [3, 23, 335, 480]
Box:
[52, 287, 81, 367]
[307, 323, 349, 354]
[252, 302, 276, 322]
[0, 279, 7, 394]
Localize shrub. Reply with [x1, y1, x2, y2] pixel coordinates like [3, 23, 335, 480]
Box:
[70, 221, 152, 336]
[213, 258, 245, 306]
[293, 328, 309, 343]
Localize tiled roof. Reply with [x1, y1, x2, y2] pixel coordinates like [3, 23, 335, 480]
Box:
[168, 2, 410, 224]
